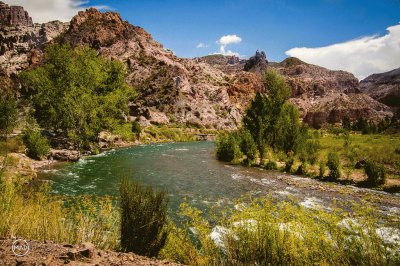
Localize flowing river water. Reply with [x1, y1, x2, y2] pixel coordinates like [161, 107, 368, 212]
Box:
[39, 141, 400, 221]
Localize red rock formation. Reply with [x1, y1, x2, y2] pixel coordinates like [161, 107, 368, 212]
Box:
[0, 1, 33, 26]
[360, 67, 400, 113]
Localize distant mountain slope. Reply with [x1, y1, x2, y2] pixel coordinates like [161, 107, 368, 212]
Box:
[360, 67, 400, 113]
[0, 3, 393, 129]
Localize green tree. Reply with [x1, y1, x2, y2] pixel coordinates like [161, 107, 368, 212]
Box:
[238, 129, 258, 165]
[263, 68, 291, 146]
[342, 116, 351, 131]
[243, 92, 268, 158]
[20, 44, 134, 152]
[327, 151, 341, 180]
[0, 94, 18, 139]
[364, 160, 386, 186]
[275, 104, 302, 153]
[120, 177, 168, 257]
[22, 119, 50, 160]
[216, 133, 242, 162]
[243, 69, 292, 157]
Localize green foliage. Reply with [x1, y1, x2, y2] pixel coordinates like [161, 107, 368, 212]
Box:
[284, 156, 295, 173]
[364, 160, 386, 186]
[161, 196, 399, 266]
[119, 177, 168, 257]
[319, 161, 326, 178]
[238, 129, 257, 165]
[342, 116, 351, 131]
[20, 44, 134, 151]
[327, 151, 341, 180]
[0, 182, 119, 250]
[298, 128, 320, 165]
[216, 133, 242, 162]
[265, 160, 278, 170]
[242, 69, 303, 158]
[131, 121, 142, 136]
[22, 121, 50, 160]
[0, 93, 18, 139]
[242, 92, 268, 158]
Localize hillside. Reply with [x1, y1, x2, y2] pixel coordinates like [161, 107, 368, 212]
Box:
[360, 67, 400, 113]
[0, 3, 394, 129]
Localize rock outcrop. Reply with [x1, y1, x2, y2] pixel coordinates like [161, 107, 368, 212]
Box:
[272, 58, 392, 127]
[0, 1, 33, 26]
[244, 50, 268, 73]
[360, 67, 400, 113]
[0, 18, 68, 74]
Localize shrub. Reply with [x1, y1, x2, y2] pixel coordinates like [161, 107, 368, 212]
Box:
[284, 156, 294, 173]
[395, 147, 400, 155]
[364, 160, 386, 186]
[163, 196, 399, 266]
[120, 177, 168, 257]
[265, 160, 277, 170]
[319, 161, 326, 178]
[131, 121, 142, 136]
[216, 133, 242, 162]
[0, 94, 18, 139]
[327, 151, 341, 180]
[0, 182, 119, 250]
[22, 128, 50, 160]
[238, 129, 257, 165]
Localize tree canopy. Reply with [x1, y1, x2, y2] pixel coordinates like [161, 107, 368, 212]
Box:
[20, 44, 134, 150]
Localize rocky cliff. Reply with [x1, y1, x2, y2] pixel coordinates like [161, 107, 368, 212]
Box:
[0, 1, 32, 27]
[273, 58, 391, 128]
[0, 1, 68, 75]
[360, 67, 400, 113]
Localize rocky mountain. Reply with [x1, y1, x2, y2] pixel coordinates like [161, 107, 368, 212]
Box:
[199, 53, 392, 128]
[0, 1, 68, 75]
[0, 1, 32, 26]
[0, 4, 394, 129]
[360, 67, 400, 113]
[57, 8, 249, 129]
[273, 58, 391, 128]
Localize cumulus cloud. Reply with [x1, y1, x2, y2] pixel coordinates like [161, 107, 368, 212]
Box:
[196, 43, 209, 48]
[5, 0, 111, 23]
[216, 34, 242, 56]
[285, 24, 400, 79]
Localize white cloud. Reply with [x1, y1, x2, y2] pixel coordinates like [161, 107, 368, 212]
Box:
[285, 24, 400, 79]
[196, 43, 209, 48]
[4, 0, 111, 23]
[218, 34, 242, 46]
[215, 34, 242, 56]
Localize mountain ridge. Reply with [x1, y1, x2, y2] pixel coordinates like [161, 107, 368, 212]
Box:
[0, 4, 395, 129]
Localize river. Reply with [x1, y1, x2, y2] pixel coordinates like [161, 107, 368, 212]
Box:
[39, 141, 400, 220]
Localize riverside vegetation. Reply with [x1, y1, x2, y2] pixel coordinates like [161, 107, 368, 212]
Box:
[1, 175, 399, 265]
[0, 43, 399, 265]
[216, 69, 400, 192]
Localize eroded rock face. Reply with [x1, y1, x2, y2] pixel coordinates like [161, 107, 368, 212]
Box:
[0, 20, 69, 74]
[244, 50, 268, 73]
[58, 8, 244, 129]
[0, 1, 33, 27]
[360, 67, 400, 113]
[273, 58, 392, 127]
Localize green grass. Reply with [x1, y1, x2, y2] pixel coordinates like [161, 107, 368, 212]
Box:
[319, 133, 400, 176]
[0, 180, 119, 250]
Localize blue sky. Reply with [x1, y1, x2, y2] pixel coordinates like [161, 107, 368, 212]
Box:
[85, 0, 399, 61]
[6, 0, 400, 78]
